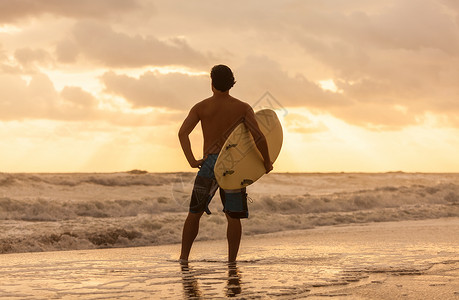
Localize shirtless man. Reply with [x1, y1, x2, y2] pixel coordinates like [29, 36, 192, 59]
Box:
[178, 65, 272, 263]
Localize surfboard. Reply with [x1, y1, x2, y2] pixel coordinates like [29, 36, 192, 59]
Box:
[214, 109, 283, 190]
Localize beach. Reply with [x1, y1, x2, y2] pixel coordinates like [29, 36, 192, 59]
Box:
[1, 218, 458, 299]
[2, 0, 459, 298]
[1, 172, 459, 298]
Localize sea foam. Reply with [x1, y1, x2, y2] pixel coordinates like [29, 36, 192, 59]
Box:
[1, 172, 458, 254]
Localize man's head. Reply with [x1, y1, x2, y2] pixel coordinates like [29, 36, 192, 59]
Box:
[211, 65, 235, 92]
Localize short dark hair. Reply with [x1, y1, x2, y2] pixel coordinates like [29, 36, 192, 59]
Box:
[210, 65, 235, 92]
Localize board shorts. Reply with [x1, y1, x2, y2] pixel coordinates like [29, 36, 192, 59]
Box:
[190, 154, 249, 219]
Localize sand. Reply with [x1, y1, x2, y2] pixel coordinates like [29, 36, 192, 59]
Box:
[1, 218, 458, 299]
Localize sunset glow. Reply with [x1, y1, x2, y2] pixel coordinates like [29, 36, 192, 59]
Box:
[1, 0, 459, 172]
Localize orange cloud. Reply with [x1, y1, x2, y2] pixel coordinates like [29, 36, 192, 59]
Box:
[101, 71, 209, 109]
[234, 56, 349, 109]
[60, 86, 97, 108]
[56, 21, 209, 68]
[14, 47, 54, 69]
[0, 0, 145, 23]
[0, 72, 181, 125]
[1, 0, 459, 130]
[284, 113, 329, 134]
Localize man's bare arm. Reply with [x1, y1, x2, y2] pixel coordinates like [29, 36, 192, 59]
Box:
[178, 106, 203, 168]
[244, 107, 273, 173]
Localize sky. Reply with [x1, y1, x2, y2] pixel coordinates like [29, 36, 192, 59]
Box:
[1, 0, 459, 173]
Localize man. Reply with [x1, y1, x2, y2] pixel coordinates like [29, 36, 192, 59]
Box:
[178, 64, 272, 263]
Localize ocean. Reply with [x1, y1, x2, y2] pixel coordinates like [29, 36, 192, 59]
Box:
[1, 172, 459, 254]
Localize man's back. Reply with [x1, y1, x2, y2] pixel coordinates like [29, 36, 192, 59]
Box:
[178, 64, 272, 171]
[194, 94, 251, 155]
[178, 64, 272, 263]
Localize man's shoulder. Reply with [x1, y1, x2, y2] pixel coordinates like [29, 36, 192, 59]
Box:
[230, 96, 251, 109]
[197, 96, 212, 104]
[192, 95, 251, 113]
[192, 97, 213, 110]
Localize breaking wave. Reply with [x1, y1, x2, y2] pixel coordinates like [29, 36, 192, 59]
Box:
[1, 172, 458, 254]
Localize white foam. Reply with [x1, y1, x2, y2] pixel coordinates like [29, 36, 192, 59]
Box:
[1, 172, 459, 253]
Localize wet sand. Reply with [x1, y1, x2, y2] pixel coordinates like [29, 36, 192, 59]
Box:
[1, 218, 458, 299]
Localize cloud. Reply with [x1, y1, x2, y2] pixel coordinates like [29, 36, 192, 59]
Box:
[60, 86, 97, 108]
[0, 43, 6, 60]
[441, 0, 459, 21]
[290, 1, 459, 81]
[100, 58, 348, 112]
[0, 73, 98, 121]
[271, 0, 459, 128]
[101, 70, 210, 110]
[0, 72, 182, 126]
[0, 73, 56, 120]
[233, 52, 459, 130]
[0, 0, 146, 24]
[234, 56, 349, 109]
[294, 1, 459, 54]
[330, 103, 417, 130]
[56, 21, 209, 68]
[98, 53, 454, 130]
[55, 39, 79, 63]
[2, 0, 459, 131]
[14, 47, 54, 69]
[0, 43, 21, 74]
[284, 113, 329, 134]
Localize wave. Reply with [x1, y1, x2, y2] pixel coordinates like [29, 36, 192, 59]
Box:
[1, 182, 457, 221]
[251, 183, 459, 214]
[0, 171, 190, 187]
[0, 196, 187, 221]
[1, 172, 458, 254]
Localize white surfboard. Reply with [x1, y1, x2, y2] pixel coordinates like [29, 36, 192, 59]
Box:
[214, 109, 283, 190]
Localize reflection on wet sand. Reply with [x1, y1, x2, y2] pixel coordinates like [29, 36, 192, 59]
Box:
[180, 262, 202, 299]
[226, 263, 242, 297]
[180, 262, 242, 298]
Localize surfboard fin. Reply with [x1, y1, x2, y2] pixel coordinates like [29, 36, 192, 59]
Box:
[225, 143, 238, 150]
[223, 170, 235, 176]
[241, 179, 254, 186]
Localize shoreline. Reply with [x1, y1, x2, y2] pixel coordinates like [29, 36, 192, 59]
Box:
[1, 217, 456, 256]
[1, 218, 458, 299]
[304, 260, 459, 299]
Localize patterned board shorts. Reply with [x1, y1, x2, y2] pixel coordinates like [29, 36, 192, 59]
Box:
[190, 154, 249, 219]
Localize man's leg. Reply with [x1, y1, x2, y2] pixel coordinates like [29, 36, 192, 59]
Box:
[180, 211, 204, 261]
[226, 213, 242, 263]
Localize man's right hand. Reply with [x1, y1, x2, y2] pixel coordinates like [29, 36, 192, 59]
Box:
[190, 158, 204, 169]
[264, 160, 273, 174]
